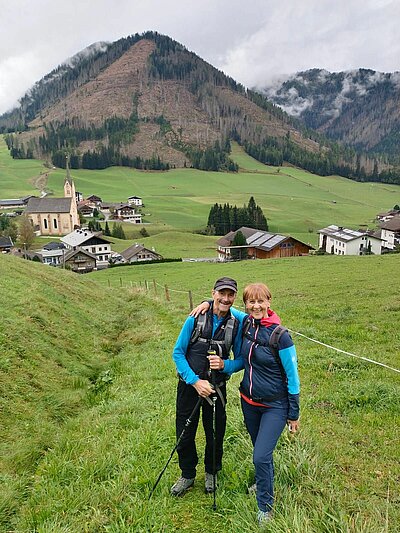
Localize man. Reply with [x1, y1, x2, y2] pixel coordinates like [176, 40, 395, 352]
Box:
[171, 277, 245, 496]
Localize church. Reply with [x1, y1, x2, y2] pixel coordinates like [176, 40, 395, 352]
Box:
[26, 161, 80, 236]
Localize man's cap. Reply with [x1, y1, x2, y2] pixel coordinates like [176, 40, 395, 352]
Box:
[213, 277, 237, 293]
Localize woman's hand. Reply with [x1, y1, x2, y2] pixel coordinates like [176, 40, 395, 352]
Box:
[287, 419, 299, 433]
[208, 354, 224, 371]
[190, 301, 210, 317]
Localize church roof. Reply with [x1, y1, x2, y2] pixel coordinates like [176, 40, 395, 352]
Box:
[26, 197, 72, 213]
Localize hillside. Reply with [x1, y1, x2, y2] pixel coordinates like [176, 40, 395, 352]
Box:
[1, 32, 390, 182]
[262, 68, 400, 163]
[1, 253, 399, 531]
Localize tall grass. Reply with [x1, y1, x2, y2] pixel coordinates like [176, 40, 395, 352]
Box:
[1, 253, 399, 531]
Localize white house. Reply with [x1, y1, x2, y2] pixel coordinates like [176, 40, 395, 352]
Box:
[380, 215, 400, 250]
[127, 196, 143, 207]
[113, 204, 142, 223]
[61, 229, 113, 268]
[318, 225, 382, 255]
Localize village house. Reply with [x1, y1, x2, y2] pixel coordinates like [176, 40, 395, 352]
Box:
[376, 209, 399, 223]
[120, 243, 163, 263]
[77, 200, 96, 217]
[63, 247, 97, 273]
[380, 215, 400, 250]
[61, 229, 113, 268]
[216, 226, 313, 262]
[113, 203, 142, 223]
[318, 225, 382, 255]
[25, 164, 79, 236]
[86, 195, 102, 207]
[0, 236, 13, 253]
[0, 195, 35, 210]
[127, 195, 143, 207]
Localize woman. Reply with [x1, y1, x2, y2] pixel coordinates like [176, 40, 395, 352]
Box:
[199, 282, 300, 526]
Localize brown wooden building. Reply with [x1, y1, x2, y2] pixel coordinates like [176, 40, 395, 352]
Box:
[216, 226, 313, 262]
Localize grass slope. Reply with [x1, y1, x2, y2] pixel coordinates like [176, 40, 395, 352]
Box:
[1, 253, 399, 532]
[2, 137, 399, 249]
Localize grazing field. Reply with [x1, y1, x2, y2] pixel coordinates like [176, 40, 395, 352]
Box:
[1, 136, 400, 249]
[2, 253, 399, 532]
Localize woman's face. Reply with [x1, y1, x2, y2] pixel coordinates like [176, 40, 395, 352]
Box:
[245, 296, 270, 318]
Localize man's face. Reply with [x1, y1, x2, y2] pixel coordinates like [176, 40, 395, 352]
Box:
[212, 288, 236, 317]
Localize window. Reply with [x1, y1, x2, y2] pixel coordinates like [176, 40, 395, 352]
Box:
[53, 218, 58, 229]
[43, 219, 48, 229]
[92, 247, 96, 253]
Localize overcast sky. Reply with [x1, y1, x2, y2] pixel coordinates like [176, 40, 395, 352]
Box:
[1, 0, 399, 115]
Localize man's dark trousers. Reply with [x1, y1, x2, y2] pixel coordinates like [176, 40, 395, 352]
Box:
[175, 379, 227, 479]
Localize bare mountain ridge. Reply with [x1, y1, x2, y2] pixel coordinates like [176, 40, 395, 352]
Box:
[261, 68, 400, 159]
[1, 32, 321, 168]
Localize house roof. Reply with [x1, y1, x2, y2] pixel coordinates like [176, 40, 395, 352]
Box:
[42, 241, 66, 251]
[380, 215, 400, 231]
[128, 195, 142, 200]
[0, 236, 13, 247]
[64, 247, 97, 261]
[61, 229, 112, 247]
[121, 243, 162, 260]
[318, 224, 382, 242]
[26, 197, 72, 213]
[217, 226, 313, 251]
[0, 198, 26, 207]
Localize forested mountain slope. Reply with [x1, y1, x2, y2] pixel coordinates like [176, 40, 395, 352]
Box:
[262, 68, 400, 162]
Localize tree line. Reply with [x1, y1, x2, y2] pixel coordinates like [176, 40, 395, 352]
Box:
[206, 197, 268, 235]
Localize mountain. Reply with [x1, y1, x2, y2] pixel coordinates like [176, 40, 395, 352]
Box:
[0, 33, 397, 181]
[261, 68, 400, 161]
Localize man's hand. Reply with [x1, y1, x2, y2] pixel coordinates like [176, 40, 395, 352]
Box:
[193, 379, 213, 397]
[208, 354, 224, 371]
[189, 301, 210, 317]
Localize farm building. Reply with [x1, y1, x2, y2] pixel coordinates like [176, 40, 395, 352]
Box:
[113, 204, 142, 223]
[380, 215, 400, 250]
[318, 225, 382, 255]
[120, 243, 163, 263]
[127, 195, 143, 206]
[216, 227, 313, 262]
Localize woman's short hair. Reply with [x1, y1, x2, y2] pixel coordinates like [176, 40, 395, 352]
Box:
[243, 283, 272, 303]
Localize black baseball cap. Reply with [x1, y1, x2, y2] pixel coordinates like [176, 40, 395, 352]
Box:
[213, 277, 237, 292]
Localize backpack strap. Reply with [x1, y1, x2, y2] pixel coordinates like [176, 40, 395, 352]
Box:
[189, 313, 207, 345]
[222, 316, 235, 353]
[269, 325, 288, 384]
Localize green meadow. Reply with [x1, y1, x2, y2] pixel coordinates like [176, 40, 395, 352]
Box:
[1, 253, 399, 532]
[1, 136, 399, 250]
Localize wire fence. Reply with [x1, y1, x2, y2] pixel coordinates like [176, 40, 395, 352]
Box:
[108, 276, 400, 375]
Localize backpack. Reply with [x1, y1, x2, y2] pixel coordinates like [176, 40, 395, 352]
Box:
[243, 318, 288, 384]
[189, 312, 236, 356]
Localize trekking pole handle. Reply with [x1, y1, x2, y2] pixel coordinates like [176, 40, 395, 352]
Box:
[207, 349, 217, 385]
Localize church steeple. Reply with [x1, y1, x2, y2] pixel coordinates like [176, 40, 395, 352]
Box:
[64, 154, 76, 199]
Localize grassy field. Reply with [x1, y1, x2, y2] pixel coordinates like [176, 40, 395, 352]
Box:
[1, 253, 399, 532]
[2, 136, 400, 249]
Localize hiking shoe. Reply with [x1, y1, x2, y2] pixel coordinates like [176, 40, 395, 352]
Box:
[170, 476, 195, 496]
[248, 482, 257, 494]
[204, 472, 217, 493]
[257, 510, 272, 526]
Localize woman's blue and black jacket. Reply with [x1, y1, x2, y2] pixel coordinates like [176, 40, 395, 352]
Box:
[224, 308, 300, 420]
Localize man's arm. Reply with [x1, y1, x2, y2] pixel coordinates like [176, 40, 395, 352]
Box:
[172, 316, 199, 385]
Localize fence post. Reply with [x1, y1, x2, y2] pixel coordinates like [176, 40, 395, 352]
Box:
[153, 279, 157, 295]
[120, 277, 122, 287]
[188, 290, 193, 312]
[165, 284, 170, 301]
[145, 280, 149, 291]
[108, 279, 110, 288]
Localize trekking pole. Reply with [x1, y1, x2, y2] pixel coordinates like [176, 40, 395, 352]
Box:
[149, 395, 202, 498]
[208, 349, 218, 511]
